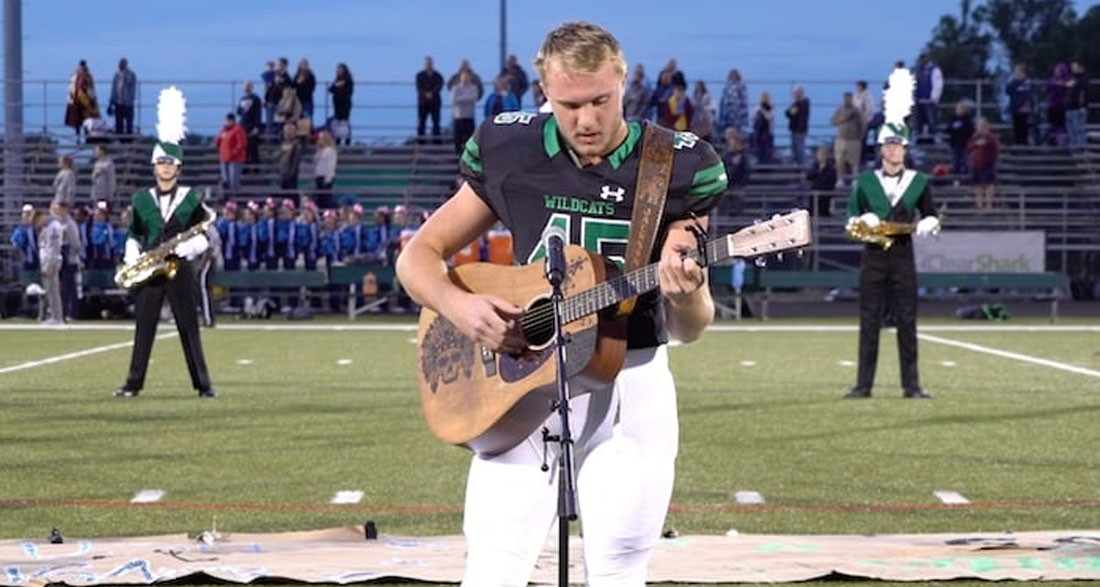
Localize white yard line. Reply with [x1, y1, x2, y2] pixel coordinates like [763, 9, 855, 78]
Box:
[918, 333, 1100, 379]
[0, 333, 177, 375]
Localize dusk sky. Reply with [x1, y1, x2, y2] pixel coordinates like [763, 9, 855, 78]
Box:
[7, 0, 1095, 138]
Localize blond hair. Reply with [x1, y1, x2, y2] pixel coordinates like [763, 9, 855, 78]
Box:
[534, 21, 627, 81]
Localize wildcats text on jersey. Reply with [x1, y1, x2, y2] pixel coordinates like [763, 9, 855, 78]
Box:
[542, 194, 616, 217]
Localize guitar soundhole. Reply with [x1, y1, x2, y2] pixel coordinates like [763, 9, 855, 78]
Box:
[520, 297, 555, 349]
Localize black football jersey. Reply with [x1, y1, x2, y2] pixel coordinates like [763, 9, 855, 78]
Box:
[460, 112, 728, 349]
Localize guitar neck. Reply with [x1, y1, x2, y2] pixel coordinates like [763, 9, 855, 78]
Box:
[560, 209, 811, 322]
[561, 239, 726, 322]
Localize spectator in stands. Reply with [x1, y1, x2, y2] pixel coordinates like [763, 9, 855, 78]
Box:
[623, 64, 652, 121]
[91, 145, 116, 203]
[649, 69, 674, 120]
[659, 58, 686, 90]
[364, 205, 392, 264]
[531, 80, 547, 109]
[265, 58, 294, 137]
[277, 121, 304, 191]
[719, 127, 750, 217]
[107, 58, 136, 136]
[112, 206, 129, 265]
[447, 59, 485, 101]
[451, 69, 479, 155]
[718, 68, 749, 136]
[39, 204, 66, 325]
[830, 92, 862, 187]
[238, 81, 263, 167]
[217, 201, 240, 271]
[1006, 63, 1035, 146]
[785, 85, 810, 166]
[319, 209, 340, 267]
[56, 198, 81, 320]
[691, 81, 717, 143]
[658, 79, 692, 132]
[853, 80, 875, 163]
[215, 114, 248, 199]
[1066, 61, 1089, 148]
[53, 156, 77, 206]
[64, 60, 99, 140]
[257, 198, 277, 269]
[275, 198, 297, 269]
[912, 53, 943, 143]
[1045, 62, 1072, 146]
[499, 54, 530, 108]
[240, 202, 260, 271]
[340, 203, 369, 263]
[73, 204, 91, 269]
[294, 59, 316, 124]
[10, 203, 40, 274]
[967, 117, 1000, 210]
[416, 56, 445, 139]
[90, 201, 114, 270]
[751, 90, 775, 164]
[262, 61, 276, 133]
[484, 75, 520, 119]
[946, 101, 975, 179]
[313, 130, 338, 208]
[328, 63, 354, 145]
[805, 145, 837, 216]
[295, 201, 320, 271]
[275, 86, 302, 128]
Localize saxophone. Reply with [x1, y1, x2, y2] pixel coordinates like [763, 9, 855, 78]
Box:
[114, 208, 217, 289]
[845, 219, 914, 250]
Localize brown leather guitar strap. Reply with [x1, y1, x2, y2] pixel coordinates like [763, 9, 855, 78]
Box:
[619, 123, 675, 314]
[625, 123, 675, 273]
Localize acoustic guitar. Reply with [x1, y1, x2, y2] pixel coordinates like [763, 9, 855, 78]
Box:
[416, 209, 812, 454]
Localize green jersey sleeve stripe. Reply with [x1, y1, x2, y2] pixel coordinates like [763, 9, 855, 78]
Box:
[688, 163, 729, 197]
[461, 138, 483, 173]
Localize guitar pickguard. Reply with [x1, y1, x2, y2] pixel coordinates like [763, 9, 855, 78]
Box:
[499, 346, 555, 383]
[420, 316, 476, 393]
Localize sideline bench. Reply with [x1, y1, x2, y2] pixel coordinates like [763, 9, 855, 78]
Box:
[752, 270, 1070, 321]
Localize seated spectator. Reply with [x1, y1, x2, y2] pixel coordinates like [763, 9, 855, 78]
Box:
[719, 127, 750, 217]
[946, 101, 975, 178]
[484, 75, 519, 120]
[967, 117, 1000, 210]
[657, 80, 692, 132]
[750, 91, 774, 164]
[805, 146, 838, 216]
[90, 200, 114, 270]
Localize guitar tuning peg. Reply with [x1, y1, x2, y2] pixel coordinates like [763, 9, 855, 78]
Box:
[754, 257, 767, 268]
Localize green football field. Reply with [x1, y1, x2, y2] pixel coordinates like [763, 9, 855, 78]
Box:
[1, 317, 1098, 585]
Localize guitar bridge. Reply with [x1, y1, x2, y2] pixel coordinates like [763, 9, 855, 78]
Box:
[480, 346, 497, 378]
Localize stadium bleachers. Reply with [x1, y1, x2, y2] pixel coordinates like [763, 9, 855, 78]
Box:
[2, 129, 1099, 304]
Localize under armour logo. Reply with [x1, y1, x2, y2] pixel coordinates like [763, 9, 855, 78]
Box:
[598, 185, 626, 203]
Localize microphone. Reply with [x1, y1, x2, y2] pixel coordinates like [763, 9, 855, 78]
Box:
[543, 225, 567, 288]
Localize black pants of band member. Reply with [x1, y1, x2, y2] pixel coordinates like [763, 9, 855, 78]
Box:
[124, 262, 211, 392]
[855, 240, 919, 391]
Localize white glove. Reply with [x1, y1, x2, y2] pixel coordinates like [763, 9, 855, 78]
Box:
[124, 238, 141, 266]
[174, 234, 209, 260]
[915, 216, 940, 237]
[858, 212, 880, 229]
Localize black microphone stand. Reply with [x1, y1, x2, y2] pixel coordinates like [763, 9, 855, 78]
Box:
[543, 259, 577, 587]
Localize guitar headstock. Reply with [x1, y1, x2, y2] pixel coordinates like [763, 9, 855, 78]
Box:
[716, 209, 811, 262]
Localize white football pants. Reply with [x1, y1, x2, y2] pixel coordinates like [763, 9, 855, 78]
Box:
[461, 345, 678, 587]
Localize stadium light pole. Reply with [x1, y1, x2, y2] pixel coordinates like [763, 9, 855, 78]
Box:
[499, 0, 506, 73]
[3, 0, 25, 228]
